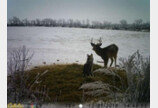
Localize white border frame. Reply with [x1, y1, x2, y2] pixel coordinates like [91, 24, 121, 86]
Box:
[0, 0, 7, 107]
[150, 0, 158, 108]
[0, 0, 157, 107]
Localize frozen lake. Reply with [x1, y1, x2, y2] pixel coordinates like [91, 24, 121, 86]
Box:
[7, 27, 150, 66]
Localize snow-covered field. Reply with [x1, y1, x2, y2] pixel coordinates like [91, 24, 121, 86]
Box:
[7, 27, 150, 66]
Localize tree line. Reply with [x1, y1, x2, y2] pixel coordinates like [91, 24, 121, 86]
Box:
[7, 17, 150, 31]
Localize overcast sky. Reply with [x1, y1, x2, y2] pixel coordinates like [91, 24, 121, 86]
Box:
[7, 0, 150, 23]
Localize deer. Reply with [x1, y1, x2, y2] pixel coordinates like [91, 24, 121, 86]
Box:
[90, 38, 118, 68]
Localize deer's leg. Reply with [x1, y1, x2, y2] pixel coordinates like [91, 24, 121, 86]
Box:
[110, 58, 113, 67]
[114, 56, 117, 67]
[90, 65, 93, 76]
[104, 58, 109, 68]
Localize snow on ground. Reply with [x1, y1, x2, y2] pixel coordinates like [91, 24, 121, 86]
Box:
[7, 27, 150, 66]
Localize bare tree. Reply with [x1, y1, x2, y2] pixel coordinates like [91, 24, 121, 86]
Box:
[7, 46, 50, 106]
[134, 19, 143, 26]
[7, 17, 150, 31]
[120, 19, 128, 29]
[133, 19, 143, 31]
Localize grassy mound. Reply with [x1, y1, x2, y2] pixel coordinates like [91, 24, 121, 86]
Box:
[26, 63, 128, 103]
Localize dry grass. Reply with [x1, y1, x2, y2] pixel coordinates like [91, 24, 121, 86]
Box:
[24, 63, 127, 104]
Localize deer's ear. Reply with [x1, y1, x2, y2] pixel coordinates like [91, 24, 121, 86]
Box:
[91, 43, 95, 47]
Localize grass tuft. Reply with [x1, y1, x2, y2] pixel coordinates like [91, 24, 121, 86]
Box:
[24, 63, 127, 103]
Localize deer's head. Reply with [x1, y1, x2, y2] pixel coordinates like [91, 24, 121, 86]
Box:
[90, 38, 102, 51]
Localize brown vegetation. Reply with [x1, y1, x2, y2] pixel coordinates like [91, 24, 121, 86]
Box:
[24, 63, 127, 103]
